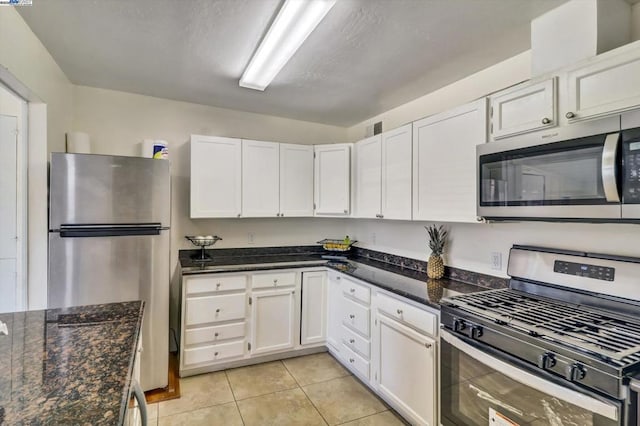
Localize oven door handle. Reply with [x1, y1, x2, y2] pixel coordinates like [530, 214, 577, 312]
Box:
[602, 132, 621, 203]
[441, 330, 619, 421]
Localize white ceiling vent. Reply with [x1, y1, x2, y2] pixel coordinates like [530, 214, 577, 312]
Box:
[531, 0, 631, 76]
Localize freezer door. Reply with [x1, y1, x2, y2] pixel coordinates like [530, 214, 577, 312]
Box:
[48, 230, 169, 391]
[50, 153, 170, 229]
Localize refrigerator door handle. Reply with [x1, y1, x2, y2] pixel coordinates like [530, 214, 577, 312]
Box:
[59, 223, 164, 238]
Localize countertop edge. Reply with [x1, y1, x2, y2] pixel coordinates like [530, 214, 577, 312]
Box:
[118, 301, 145, 426]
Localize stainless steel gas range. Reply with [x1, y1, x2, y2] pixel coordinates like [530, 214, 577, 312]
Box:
[440, 245, 640, 426]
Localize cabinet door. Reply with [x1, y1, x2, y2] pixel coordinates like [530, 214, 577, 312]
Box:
[190, 135, 241, 218]
[326, 272, 343, 351]
[381, 124, 412, 220]
[354, 135, 382, 218]
[489, 78, 556, 140]
[301, 271, 327, 346]
[413, 99, 487, 222]
[242, 139, 279, 217]
[250, 288, 297, 355]
[314, 144, 351, 216]
[280, 143, 314, 217]
[567, 49, 640, 123]
[375, 315, 436, 426]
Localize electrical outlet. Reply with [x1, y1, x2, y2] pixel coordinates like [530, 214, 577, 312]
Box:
[491, 252, 502, 271]
[372, 232, 377, 245]
[248, 232, 255, 244]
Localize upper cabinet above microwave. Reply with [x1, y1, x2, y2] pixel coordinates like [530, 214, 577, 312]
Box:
[489, 77, 557, 140]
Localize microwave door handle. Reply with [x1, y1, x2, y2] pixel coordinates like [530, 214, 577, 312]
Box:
[440, 330, 619, 421]
[602, 133, 621, 203]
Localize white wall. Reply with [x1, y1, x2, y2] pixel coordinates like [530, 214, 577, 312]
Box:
[72, 85, 350, 271]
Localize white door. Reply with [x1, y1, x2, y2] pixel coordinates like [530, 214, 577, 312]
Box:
[354, 135, 382, 218]
[300, 271, 327, 346]
[314, 144, 351, 216]
[381, 124, 412, 220]
[566, 48, 640, 123]
[375, 314, 436, 426]
[242, 139, 280, 217]
[489, 78, 556, 140]
[326, 272, 343, 352]
[250, 288, 297, 355]
[0, 115, 17, 314]
[280, 143, 314, 217]
[413, 99, 487, 223]
[190, 135, 242, 218]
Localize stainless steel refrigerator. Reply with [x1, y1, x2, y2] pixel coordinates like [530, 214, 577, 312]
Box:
[48, 153, 170, 391]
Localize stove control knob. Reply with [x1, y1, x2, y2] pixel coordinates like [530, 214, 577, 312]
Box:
[537, 352, 557, 370]
[470, 326, 484, 340]
[565, 364, 586, 382]
[453, 319, 466, 332]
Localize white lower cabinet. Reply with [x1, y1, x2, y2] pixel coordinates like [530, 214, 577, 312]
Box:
[374, 311, 437, 426]
[301, 271, 327, 346]
[250, 287, 297, 355]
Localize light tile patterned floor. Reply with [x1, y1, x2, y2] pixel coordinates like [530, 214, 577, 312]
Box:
[148, 352, 407, 426]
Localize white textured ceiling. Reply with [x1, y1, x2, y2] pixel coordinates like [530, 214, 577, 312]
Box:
[19, 0, 567, 126]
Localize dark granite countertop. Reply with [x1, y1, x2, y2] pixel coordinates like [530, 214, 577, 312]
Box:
[0, 301, 144, 426]
[179, 246, 508, 310]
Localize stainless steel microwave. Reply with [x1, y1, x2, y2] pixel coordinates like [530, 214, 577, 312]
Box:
[477, 123, 640, 221]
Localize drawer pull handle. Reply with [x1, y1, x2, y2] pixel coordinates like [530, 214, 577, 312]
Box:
[396, 309, 403, 315]
[214, 351, 219, 356]
[350, 288, 355, 293]
[349, 339, 355, 344]
[349, 358, 355, 363]
[216, 308, 221, 313]
[349, 314, 355, 319]
[214, 332, 219, 337]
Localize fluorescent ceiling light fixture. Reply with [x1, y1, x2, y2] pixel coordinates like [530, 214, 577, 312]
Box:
[240, 0, 336, 91]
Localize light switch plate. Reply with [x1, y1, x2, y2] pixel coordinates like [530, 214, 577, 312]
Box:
[491, 252, 502, 270]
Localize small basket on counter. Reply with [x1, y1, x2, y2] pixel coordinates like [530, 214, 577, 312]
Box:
[185, 235, 223, 261]
[318, 237, 357, 260]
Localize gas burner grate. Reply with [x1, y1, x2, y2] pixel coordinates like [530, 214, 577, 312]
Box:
[446, 289, 640, 365]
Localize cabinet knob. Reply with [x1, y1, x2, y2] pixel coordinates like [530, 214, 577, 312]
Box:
[216, 283, 221, 289]
[349, 358, 355, 363]
[349, 314, 355, 319]
[349, 288, 355, 293]
[281, 213, 284, 217]
[214, 332, 219, 337]
[343, 209, 348, 214]
[565, 111, 576, 119]
[396, 309, 403, 315]
[276, 213, 280, 217]
[336, 276, 341, 280]
[237, 213, 241, 218]
[349, 339, 355, 344]
[214, 351, 219, 356]
[541, 117, 551, 125]
[216, 308, 221, 313]
[425, 343, 432, 349]
[273, 279, 278, 285]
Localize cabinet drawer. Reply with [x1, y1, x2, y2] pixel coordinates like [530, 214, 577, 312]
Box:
[342, 325, 370, 359]
[376, 293, 436, 336]
[342, 278, 371, 305]
[341, 296, 370, 337]
[184, 322, 245, 346]
[185, 274, 247, 295]
[186, 293, 247, 326]
[341, 343, 370, 380]
[183, 340, 245, 366]
[252, 271, 296, 289]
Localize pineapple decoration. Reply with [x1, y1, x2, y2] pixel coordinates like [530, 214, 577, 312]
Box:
[425, 225, 448, 279]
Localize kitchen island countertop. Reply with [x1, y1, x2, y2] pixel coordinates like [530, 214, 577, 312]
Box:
[0, 301, 144, 425]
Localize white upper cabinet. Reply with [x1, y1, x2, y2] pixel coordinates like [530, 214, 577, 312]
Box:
[381, 124, 412, 220]
[489, 77, 556, 140]
[279, 143, 314, 217]
[242, 139, 280, 217]
[191, 135, 242, 218]
[413, 99, 487, 223]
[566, 47, 640, 123]
[314, 144, 351, 216]
[354, 125, 412, 220]
[354, 135, 382, 218]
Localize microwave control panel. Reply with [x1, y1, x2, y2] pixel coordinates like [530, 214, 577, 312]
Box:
[554, 260, 615, 281]
[624, 141, 640, 204]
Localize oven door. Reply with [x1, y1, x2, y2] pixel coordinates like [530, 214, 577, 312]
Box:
[440, 330, 623, 426]
[477, 132, 622, 220]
